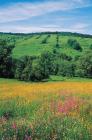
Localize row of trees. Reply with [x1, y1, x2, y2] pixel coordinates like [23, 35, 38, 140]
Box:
[14, 50, 92, 80]
[41, 35, 51, 44]
[15, 53, 51, 81]
[0, 40, 92, 81]
[55, 35, 60, 48]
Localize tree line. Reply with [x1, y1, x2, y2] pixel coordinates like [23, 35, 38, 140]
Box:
[1, 32, 92, 38]
[0, 39, 92, 81]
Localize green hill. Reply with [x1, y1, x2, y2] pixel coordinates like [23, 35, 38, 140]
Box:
[0, 32, 92, 58]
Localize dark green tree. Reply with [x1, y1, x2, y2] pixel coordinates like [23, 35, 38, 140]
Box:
[21, 57, 33, 81]
[57, 61, 75, 77]
[0, 40, 15, 78]
[15, 56, 28, 80]
[75, 51, 92, 78]
[67, 39, 82, 51]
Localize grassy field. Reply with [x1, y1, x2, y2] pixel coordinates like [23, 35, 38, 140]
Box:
[0, 32, 92, 139]
[13, 35, 92, 58]
[0, 33, 92, 58]
[0, 78, 92, 139]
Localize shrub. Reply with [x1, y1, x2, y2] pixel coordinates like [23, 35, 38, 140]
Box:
[0, 39, 15, 78]
[15, 56, 28, 80]
[75, 51, 92, 78]
[68, 39, 82, 51]
[89, 44, 92, 49]
[15, 52, 51, 81]
[41, 35, 50, 44]
[57, 61, 75, 77]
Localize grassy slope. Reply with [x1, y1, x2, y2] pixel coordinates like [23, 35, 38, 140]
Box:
[13, 35, 92, 58]
[59, 35, 92, 57]
[0, 33, 92, 58]
[12, 34, 57, 58]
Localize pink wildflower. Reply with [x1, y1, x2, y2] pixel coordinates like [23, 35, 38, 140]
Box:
[58, 97, 78, 114]
[12, 122, 17, 129]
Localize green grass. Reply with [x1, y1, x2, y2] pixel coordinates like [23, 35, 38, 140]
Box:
[0, 76, 92, 84]
[49, 75, 92, 82]
[12, 34, 92, 58]
[0, 78, 23, 83]
[0, 33, 92, 58]
[12, 34, 56, 58]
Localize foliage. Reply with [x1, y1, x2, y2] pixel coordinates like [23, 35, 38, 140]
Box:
[15, 52, 51, 81]
[67, 39, 82, 51]
[0, 39, 15, 78]
[89, 44, 92, 49]
[57, 61, 75, 77]
[41, 34, 50, 44]
[0, 33, 92, 81]
[75, 51, 92, 78]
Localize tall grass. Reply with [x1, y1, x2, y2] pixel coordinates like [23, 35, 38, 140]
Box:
[0, 80, 92, 139]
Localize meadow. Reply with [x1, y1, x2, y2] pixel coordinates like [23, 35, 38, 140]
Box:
[0, 78, 92, 139]
[0, 32, 92, 139]
[0, 32, 92, 58]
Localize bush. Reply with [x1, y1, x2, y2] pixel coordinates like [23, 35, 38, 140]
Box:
[30, 59, 49, 81]
[68, 39, 82, 51]
[41, 35, 50, 44]
[15, 56, 28, 80]
[75, 51, 92, 78]
[0, 39, 15, 78]
[55, 43, 60, 48]
[15, 52, 51, 81]
[89, 44, 92, 49]
[57, 61, 75, 77]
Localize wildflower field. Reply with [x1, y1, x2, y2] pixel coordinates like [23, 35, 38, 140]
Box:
[0, 79, 92, 140]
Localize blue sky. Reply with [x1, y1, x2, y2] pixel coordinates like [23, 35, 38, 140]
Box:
[0, 0, 92, 34]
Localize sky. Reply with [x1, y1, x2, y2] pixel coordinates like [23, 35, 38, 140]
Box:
[0, 0, 92, 34]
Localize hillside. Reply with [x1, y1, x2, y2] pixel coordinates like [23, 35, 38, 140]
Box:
[0, 32, 92, 139]
[0, 32, 92, 58]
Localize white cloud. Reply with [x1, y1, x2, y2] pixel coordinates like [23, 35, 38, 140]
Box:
[0, 23, 88, 33]
[71, 23, 89, 30]
[0, 0, 91, 33]
[0, 1, 89, 23]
